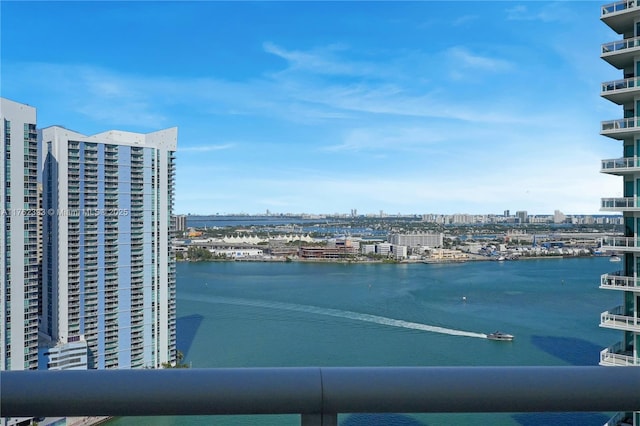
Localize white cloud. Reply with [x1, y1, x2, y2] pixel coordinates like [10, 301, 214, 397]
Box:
[505, 3, 569, 23]
[323, 126, 447, 152]
[180, 143, 236, 153]
[446, 47, 513, 72]
[263, 42, 377, 77]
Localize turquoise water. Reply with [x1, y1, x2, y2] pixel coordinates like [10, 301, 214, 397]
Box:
[109, 257, 620, 425]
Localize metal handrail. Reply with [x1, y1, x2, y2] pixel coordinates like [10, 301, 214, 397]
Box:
[1, 367, 640, 426]
[602, 35, 640, 54]
[602, 0, 637, 15]
[602, 117, 640, 132]
[601, 196, 640, 209]
[601, 156, 640, 171]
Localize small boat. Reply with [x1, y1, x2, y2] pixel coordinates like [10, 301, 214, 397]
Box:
[487, 331, 514, 341]
[610, 254, 621, 262]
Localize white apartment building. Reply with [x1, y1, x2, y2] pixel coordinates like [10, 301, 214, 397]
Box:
[40, 126, 178, 369]
[388, 233, 443, 248]
[0, 98, 40, 372]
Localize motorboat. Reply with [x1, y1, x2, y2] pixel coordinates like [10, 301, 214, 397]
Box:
[487, 331, 514, 341]
[610, 254, 621, 262]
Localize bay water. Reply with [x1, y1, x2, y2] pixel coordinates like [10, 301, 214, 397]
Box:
[109, 257, 621, 425]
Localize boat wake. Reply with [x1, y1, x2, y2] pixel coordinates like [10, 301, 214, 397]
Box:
[181, 294, 487, 339]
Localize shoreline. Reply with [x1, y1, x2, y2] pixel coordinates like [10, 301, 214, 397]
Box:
[179, 254, 599, 265]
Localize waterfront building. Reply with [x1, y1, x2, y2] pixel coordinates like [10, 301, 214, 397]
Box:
[40, 125, 178, 369]
[300, 246, 353, 259]
[599, 2, 640, 425]
[388, 233, 443, 249]
[0, 98, 40, 373]
[428, 248, 468, 262]
[375, 243, 392, 256]
[391, 245, 407, 260]
[38, 340, 88, 370]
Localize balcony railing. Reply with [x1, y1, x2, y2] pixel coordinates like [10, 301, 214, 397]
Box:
[600, 341, 639, 366]
[602, 156, 640, 173]
[605, 411, 640, 426]
[601, 236, 640, 251]
[601, 118, 640, 138]
[603, 77, 640, 104]
[1, 367, 639, 426]
[602, 0, 637, 15]
[602, 76, 640, 93]
[602, 197, 640, 210]
[601, 305, 640, 331]
[601, 272, 640, 291]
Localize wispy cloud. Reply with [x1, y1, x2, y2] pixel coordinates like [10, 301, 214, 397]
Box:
[263, 42, 378, 77]
[446, 47, 513, 72]
[180, 143, 236, 153]
[5, 63, 168, 129]
[323, 126, 447, 152]
[452, 15, 479, 26]
[505, 3, 568, 23]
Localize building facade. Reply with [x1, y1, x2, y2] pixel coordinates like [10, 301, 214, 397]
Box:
[0, 98, 40, 372]
[388, 233, 443, 249]
[599, 2, 640, 425]
[40, 126, 177, 369]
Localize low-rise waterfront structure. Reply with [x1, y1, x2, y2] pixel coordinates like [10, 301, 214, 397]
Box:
[428, 249, 468, 262]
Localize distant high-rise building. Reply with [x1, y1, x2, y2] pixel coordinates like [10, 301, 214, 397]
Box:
[40, 126, 177, 369]
[0, 98, 40, 372]
[503, 210, 510, 217]
[600, 3, 640, 425]
[172, 214, 187, 234]
[515, 210, 528, 224]
[553, 210, 565, 224]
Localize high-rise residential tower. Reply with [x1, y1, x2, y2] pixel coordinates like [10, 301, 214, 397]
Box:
[40, 126, 177, 369]
[0, 98, 40, 372]
[599, 2, 640, 426]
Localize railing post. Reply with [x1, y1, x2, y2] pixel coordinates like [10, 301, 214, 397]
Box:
[301, 414, 337, 426]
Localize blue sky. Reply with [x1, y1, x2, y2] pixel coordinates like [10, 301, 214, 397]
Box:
[0, 1, 624, 215]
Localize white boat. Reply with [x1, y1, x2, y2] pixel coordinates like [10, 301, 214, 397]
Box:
[487, 331, 514, 341]
[610, 254, 621, 262]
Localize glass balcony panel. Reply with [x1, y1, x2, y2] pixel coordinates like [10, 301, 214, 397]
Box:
[600, 272, 640, 291]
[600, 305, 640, 331]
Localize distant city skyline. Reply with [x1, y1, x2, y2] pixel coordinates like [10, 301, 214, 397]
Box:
[175, 209, 622, 217]
[1, 1, 621, 215]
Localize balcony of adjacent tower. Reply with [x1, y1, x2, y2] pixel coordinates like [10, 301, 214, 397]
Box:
[601, 36, 640, 69]
[601, 196, 640, 211]
[600, 305, 640, 332]
[601, 117, 640, 139]
[601, 156, 640, 174]
[601, 0, 640, 34]
[602, 76, 640, 104]
[601, 235, 640, 252]
[600, 341, 639, 366]
[601, 271, 640, 292]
